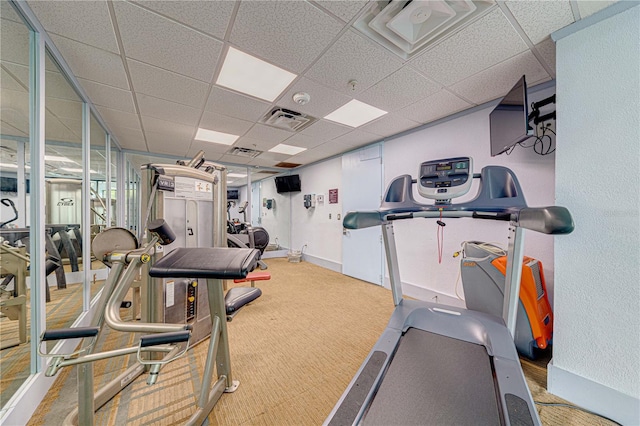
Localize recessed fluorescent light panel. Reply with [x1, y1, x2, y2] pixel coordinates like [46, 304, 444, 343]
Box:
[0, 163, 30, 169]
[45, 155, 73, 162]
[216, 47, 297, 102]
[62, 168, 96, 173]
[269, 144, 307, 156]
[324, 100, 387, 127]
[195, 128, 239, 145]
[227, 173, 247, 178]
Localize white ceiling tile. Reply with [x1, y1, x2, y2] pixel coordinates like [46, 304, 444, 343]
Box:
[205, 87, 271, 122]
[252, 151, 290, 163]
[243, 124, 293, 145]
[359, 113, 420, 137]
[314, 1, 370, 22]
[1, 89, 29, 133]
[46, 97, 83, 120]
[141, 115, 194, 140]
[306, 30, 404, 95]
[47, 71, 82, 102]
[199, 111, 254, 137]
[1, 63, 29, 89]
[282, 147, 331, 165]
[1, 67, 26, 92]
[127, 59, 209, 109]
[410, 8, 528, 86]
[50, 35, 129, 90]
[113, 1, 223, 82]
[329, 129, 380, 150]
[77, 78, 135, 112]
[45, 110, 80, 143]
[218, 154, 254, 165]
[576, 0, 618, 18]
[282, 132, 325, 150]
[0, 120, 28, 137]
[1, 2, 24, 24]
[137, 94, 201, 127]
[108, 128, 146, 150]
[27, 0, 119, 53]
[506, 1, 575, 45]
[185, 144, 225, 161]
[450, 51, 549, 105]
[230, 1, 344, 73]
[1, 19, 30, 66]
[131, 1, 235, 39]
[146, 131, 190, 156]
[300, 120, 352, 140]
[535, 37, 556, 76]
[358, 67, 441, 111]
[96, 106, 141, 131]
[276, 77, 352, 119]
[399, 90, 472, 124]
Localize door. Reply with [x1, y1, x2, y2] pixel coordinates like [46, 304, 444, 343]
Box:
[342, 144, 384, 285]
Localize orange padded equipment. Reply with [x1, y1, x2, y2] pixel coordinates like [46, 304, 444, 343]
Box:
[491, 256, 553, 351]
[233, 271, 271, 287]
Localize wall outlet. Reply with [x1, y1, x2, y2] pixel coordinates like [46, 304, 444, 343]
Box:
[337, 213, 341, 220]
[329, 213, 332, 219]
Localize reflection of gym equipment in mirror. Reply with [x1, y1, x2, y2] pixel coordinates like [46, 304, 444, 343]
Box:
[0, 199, 66, 349]
[38, 218, 262, 425]
[227, 200, 269, 270]
[326, 156, 574, 425]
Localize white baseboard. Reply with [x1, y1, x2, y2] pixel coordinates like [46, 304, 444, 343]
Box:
[300, 253, 342, 273]
[548, 360, 640, 425]
[261, 249, 288, 259]
[394, 279, 466, 308]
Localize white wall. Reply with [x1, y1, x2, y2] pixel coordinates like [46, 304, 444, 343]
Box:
[258, 177, 291, 250]
[290, 157, 343, 268]
[550, 4, 639, 424]
[384, 86, 557, 304]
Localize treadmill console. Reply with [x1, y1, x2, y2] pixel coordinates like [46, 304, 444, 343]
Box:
[418, 157, 473, 201]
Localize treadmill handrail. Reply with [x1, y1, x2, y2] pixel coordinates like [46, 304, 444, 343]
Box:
[343, 164, 574, 235]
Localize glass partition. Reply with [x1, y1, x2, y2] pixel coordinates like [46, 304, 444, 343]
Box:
[0, 0, 32, 404]
[89, 113, 108, 300]
[110, 139, 119, 226]
[43, 49, 84, 347]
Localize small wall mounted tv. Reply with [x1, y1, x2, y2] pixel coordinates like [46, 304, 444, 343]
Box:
[0, 177, 30, 193]
[489, 75, 534, 156]
[227, 189, 239, 200]
[275, 174, 301, 193]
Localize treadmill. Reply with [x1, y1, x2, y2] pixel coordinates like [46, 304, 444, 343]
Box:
[325, 157, 574, 426]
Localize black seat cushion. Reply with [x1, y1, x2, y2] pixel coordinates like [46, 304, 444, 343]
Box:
[149, 247, 260, 280]
[225, 287, 262, 314]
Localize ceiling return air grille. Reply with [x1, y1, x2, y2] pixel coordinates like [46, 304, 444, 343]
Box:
[354, 0, 496, 60]
[260, 107, 317, 132]
[228, 147, 263, 158]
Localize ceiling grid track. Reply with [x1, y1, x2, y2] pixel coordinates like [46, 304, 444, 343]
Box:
[106, 0, 149, 152]
[184, 1, 242, 158]
[496, 1, 556, 78]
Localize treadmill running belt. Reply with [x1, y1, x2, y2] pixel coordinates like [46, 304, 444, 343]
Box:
[363, 328, 501, 425]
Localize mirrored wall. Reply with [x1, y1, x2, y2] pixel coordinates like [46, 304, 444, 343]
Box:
[0, 0, 122, 410]
[0, 0, 32, 402]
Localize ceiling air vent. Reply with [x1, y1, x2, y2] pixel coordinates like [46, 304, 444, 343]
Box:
[260, 107, 316, 132]
[353, 0, 495, 60]
[228, 147, 263, 158]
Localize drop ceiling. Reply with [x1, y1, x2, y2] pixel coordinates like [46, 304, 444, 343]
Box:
[2, 0, 617, 172]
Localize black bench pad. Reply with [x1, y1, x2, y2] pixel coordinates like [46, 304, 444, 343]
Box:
[225, 287, 262, 314]
[149, 247, 260, 280]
